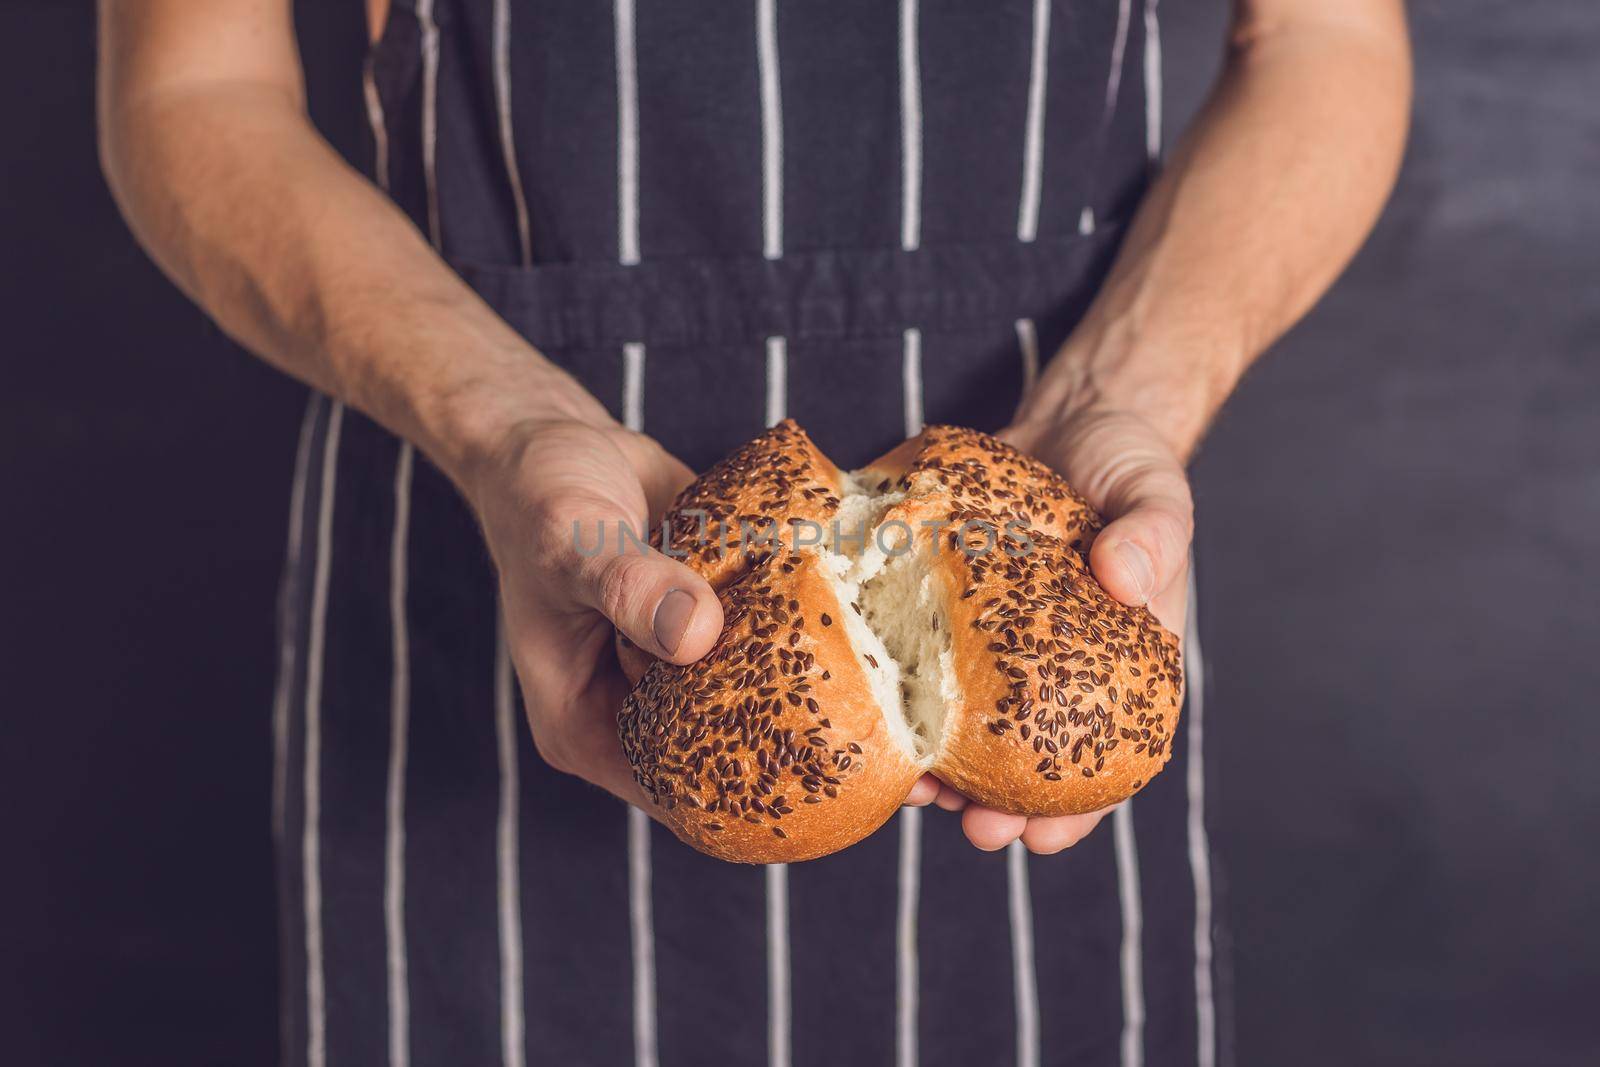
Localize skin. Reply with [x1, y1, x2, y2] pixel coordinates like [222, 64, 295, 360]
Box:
[99, 0, 1410, 855]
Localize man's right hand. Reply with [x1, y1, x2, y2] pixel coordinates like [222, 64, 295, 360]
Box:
[466, 417, 724, 806]
[100, 0, 727, 812]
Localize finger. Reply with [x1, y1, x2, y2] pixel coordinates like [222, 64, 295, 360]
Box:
[961, 804, 1027, 851]
[518, 650, 655, 810]
[567, 721, 653, 810]
[1088, 461, 1193, 611]
[571, 544, 725, 664]
[636, 450, 699, 524]
[1019, 808, 1112, 855]
[933, 782, 969, 812]
[903, 773, 941, 807]
[605, 428, 699, 523]
[1148, 563, 1190, 637]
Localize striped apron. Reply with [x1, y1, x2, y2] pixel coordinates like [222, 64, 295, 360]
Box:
[272, 2, 1228, 1064]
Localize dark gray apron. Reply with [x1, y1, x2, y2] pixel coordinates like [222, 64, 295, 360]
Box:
[273, 2, 1229, 1064]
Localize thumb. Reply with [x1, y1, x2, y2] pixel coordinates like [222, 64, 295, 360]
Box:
[570, 535, 724, 665]
[1086, 459, 1193, 611]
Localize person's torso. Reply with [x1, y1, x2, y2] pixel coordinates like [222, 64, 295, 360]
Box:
[271, 7, 1224, 1067]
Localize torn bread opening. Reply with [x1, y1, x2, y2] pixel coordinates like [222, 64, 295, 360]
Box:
[813, 468, 957, 765]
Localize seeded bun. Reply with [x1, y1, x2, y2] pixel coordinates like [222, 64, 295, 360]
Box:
[616, 421, 846, 683]
[619, 421, 1182, 863]
[619, 552, 923, 863]
[864, 424, 1104, 553]
[918, 523, 1180, 815]
[659, 419, 846, 588]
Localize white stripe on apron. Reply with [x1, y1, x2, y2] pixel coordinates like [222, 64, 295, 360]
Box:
[1017, 0, 1051, 244]
[627, 805, 659, 1067]
[494, 629, 526, 1067]
[1114, 803, 1146, 1067]
[765, 338, 789, 432]
[272, 397, 319, 1067]
[363, 62, 417, 1067]
[303, 401, 345, 1067]
[765, 862, 792, 1067]
[1007, 841, 1041, 1067]
[763, 326, 792, 1067]
[757, 0, 784, 263]
[897, 323, 924, 1067]
[363, 61, 391, 196]
[1185, 567, 1217, 1067]
[385, 442, 414, 1067]
[757, 10, 794, 1058]
[492, 0, 533, 267]
[1143, 0, 1162, 162]
[901, 328, 924, 439]
[417, 0, 443, 249]
[272, 402, 319, 848]
[895, 802, 923, 1067]
[896, 7, 925, 1061]
[1014, 318, 1041, 395]
[616, 0, 642, 267]
[620, 337, 659, 1067]
[898, 0, 923, 254]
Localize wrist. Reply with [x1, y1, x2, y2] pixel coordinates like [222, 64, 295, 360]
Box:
[400, 346, 614, 499]
[1016, 313, 1244, 461]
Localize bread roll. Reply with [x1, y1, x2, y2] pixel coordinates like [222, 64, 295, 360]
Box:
[863, 424, 1103, 553]
[619, 421, 1182, 863]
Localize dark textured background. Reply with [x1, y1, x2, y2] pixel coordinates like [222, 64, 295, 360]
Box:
[3, 2, 1596, 1064]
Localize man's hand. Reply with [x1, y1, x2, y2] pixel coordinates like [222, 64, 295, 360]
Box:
[1001, 406, 1192, 633]
[902, 0, 1409, 856]
[469, 418, 723, 806]
[902, 400, 1193, 854]
[99, 1, 732, 811]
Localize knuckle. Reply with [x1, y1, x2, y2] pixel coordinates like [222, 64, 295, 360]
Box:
[534, 498, 597, 553]
[1111, 490, 1193, 566]
[1151, 506, 1195, 554]
[1134, 467, 1193, 514]
[590, 552, 655, 626]
[1029, 835, 1076, 856]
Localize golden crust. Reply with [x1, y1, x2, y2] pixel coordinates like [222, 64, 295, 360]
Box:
[619, 552, 922, 863]
[619, 421, 1181, 861]
[866, 424, 1103, 553]
[618, 419, 844, 682]
[656, 418, 844, 589]
[930, 528, 1182, 816]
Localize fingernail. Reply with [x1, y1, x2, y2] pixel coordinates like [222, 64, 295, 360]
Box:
[1113, 541, 1156, 603]
[652, 588, 696, 656]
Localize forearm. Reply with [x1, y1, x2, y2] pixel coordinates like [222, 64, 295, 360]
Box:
[1020, 1, 1412, 458]
[98, 13, 604, 488]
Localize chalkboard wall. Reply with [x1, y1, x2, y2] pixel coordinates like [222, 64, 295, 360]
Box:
[4, 2, 1595, 1063]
